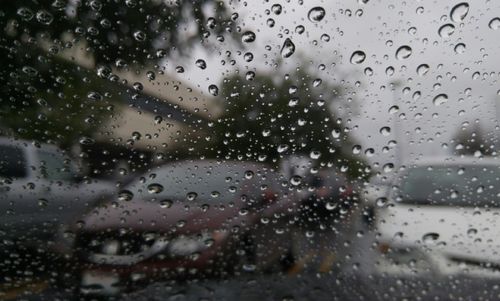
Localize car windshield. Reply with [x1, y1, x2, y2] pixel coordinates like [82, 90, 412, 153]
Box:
[398, 165, 500, 206]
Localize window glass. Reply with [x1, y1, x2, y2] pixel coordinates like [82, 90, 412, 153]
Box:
[0, 145, 26, 178]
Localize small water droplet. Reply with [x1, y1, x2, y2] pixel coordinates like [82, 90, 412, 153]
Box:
[433, 94, 448, 106]
[281, 38, 295, 58]
[396, 45, 412, 60]
[187, 192, 198, 201]
[242, 31, 256, 43]
[438, 23, 455, 38]
[208, 84, 219, 96]
[133, 30, 147, 42]
[308, 7, 326, 22]
[417, 64, 430, 76]
[36, 10, 53, 25]
[350, 50, 366, 64]
[118, 190, 134, 202]
[195, 59, 207, 70]
[380, 126, 391, 136]
[422, 232, 440, 244]
[147, 183, 164, 194]
[454, 43, 466, 54]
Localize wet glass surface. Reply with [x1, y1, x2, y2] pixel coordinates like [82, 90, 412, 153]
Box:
[1, 1, 500, 300]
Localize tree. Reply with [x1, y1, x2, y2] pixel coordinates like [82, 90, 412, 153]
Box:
[196, 70, 368, 179]
[0, 0, 233, 147]
[451, 124, 496, 156]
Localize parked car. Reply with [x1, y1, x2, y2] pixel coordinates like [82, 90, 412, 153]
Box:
[0, 137, 115, 249]
[68, 160, 299, 296]
[299, 169, 358, 226]
[369, 157, 500, 279]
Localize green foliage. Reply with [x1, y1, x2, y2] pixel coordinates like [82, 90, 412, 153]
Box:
[0, 0, 232, 147]
[204, 71, 368, 179]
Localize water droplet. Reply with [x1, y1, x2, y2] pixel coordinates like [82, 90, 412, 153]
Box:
[433, 94, 448, 106]
[417, 64, 430, 76]
[295, 25, 305, 34]
[242, 31, 256, 43]
[396, 45, 412, 60]
[133, 30, 147, 42]
[175, 66, 184, 73]
[118, 190, 134, 202]
[388, 105, 399, 114]
[454, 43, 466, 54]
[186, 192, 198, 201]
[195, 59, 207, 70]
[310, 150, 321, 159]
[271, 4, 282, 15]
[489, 18, 500, 30]
[352, 145, 362, 154]
[17, 7, 34, 21]
[376, 197, 388, 207]
[380, 126, 391, 136]
[36, 10, 53, 25]
[159, 199, 173, 208]
[281, 38, 295, 58]
[147, 183, 164, 194]
[308, 7, 326, 22]
[38, 198, 48, 207]
[422, 232, 440, 244]
[438, 23, 455, 38]
[244, 52, 254, 62]
[208, 84, 219, 96]
[450, 2, 469, 23]
[290, 175, 302, 186]
[350, 50, 366, 64]
[467, 228, 478, 236]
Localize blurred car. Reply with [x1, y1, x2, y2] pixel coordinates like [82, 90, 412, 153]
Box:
[0, 137, 115, 249]
[69, 160, 299, 296]
[370, 157, 500, 279]
[299, 169, 358, 226]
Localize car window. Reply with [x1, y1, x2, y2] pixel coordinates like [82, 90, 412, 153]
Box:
[4, 0, 500, 300]
[0, 144, 27, 179]
[37, 150, 77, 182]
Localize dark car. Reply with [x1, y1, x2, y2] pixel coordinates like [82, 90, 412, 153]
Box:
[68, 160, 299, 296]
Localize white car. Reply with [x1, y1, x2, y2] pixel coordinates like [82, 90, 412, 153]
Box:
[370, 156, 500, 279]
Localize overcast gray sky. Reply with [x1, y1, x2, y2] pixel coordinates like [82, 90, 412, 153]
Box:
[169, 0, 500, 167]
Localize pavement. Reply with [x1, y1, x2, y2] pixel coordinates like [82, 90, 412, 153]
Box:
[4, 209, 500, 300]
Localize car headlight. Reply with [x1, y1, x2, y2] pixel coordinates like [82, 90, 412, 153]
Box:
[168, 233, 213, 257]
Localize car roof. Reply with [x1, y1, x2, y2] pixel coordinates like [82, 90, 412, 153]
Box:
[405, 156, 500, 168]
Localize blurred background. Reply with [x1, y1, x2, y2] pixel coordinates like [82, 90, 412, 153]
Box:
[1, 0, 500, 300]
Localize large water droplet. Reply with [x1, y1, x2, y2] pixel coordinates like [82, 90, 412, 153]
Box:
[454, 43, 466, 54]
[438, 23, 455, 38]
[118, 190, 134, 202]
[489, 18, 500, 30]
[242, 31, 256, 43]
[433, 94, 448, 106]
[195, 59, 207, 70]
[417, 64, 430, 76]
[147, 183, 164, 194]
[308, 7, 326, 22]
[208, 84, 219, 96]
[281, 38, 295, 58]
[450, 2, 469, 23]
[36, 10, 53, 25]
[133, 30, 147, 42]
[422, 232, 440, 244]
[395, 45, 412, 60]
[350, 50, 366, 64]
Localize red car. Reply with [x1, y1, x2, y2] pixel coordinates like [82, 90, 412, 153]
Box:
[68, 160, 299, 296]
